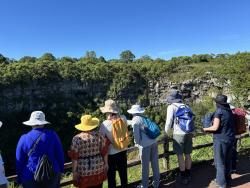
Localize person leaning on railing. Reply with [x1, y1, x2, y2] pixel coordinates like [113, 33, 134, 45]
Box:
[203, 94, 235, 188]
[0, 121, 8, 188]
[99, 99, 129, 188]
[16, 111, 64, 188]
[164, 90, 193, 185]
[68, 115, 109, 188]
[128, 104, 160, 188]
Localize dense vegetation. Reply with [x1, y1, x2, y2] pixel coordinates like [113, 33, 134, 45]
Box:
[0, 51, 250, 175]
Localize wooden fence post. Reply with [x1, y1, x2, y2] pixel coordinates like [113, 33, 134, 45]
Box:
[163, 135, 170, 170]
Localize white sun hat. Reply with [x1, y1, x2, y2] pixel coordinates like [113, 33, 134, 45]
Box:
[127, 104, 145, 114]
[23, 111, 50, 126]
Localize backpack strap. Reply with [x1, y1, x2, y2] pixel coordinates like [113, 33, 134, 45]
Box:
[28, 132, 44, 157]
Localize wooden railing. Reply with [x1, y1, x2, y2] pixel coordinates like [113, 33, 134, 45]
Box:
[7, 133, 250, 187]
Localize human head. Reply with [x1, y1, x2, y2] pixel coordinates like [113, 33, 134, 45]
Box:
[166, 89, 182, 104]
[127, 104, 145, 116]
[100, 99, 120, 114]
[75, 115, 99, 132]
[23, 111, 50, 127]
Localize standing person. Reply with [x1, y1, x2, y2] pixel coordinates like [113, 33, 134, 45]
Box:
[16, 111, 64, 188]
[99, 99, 129, 188]
[165, 90, 194, 185]
[245, 96, 250, 136]
[128, 104, 160, 188]
[68, 115, 109, 188]
[203, 94, 235, 188]
[227, 99, 247, 173]
[0, 121, 8, 188]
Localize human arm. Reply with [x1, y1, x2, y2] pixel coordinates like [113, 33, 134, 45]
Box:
[165, 105, 174, 134]
[16, 136, 26, 183]
[203, 117, 220, 132]
[68, 136, 80, 186]
[0, 154, 6, 176]
[132, 118, 140, 146]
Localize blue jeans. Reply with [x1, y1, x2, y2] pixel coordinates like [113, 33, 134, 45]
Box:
[213, 139, 234, 188]
[22, 173, 61, 188]
[231, 139, 238, 171]
[139, 143, 160, 188]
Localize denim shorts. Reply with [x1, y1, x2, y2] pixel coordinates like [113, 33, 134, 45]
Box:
[173, 134, 193, 155]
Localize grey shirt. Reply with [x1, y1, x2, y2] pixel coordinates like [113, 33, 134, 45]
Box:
[131, 115, 157, 148]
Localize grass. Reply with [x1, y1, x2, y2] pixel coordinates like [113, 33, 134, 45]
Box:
[7, 134, 250, 188]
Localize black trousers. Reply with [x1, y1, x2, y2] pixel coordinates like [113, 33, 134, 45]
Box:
[108, 151, 128, 188]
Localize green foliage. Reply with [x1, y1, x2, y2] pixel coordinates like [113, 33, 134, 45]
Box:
[120, 50, 136, 63]
[39, 53, 56, 61]
[1, 51, 250, 176]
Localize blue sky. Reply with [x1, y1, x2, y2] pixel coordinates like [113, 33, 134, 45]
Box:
[0, 0, 250, 60]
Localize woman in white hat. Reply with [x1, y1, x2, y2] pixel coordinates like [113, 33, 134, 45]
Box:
[68, 115, 109, 188]
[99, 99, 129, 188]
[0, 121, 8, 188]
[16, 111, 64, 188]
[128, 105, 160, 188]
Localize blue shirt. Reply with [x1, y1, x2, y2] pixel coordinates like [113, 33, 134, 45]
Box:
[16, 128, 64, 183]
[213, 107, 235, 141]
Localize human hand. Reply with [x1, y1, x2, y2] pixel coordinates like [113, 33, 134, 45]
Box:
[73, 172, 79, 186]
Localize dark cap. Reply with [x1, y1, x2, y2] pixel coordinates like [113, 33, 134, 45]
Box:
[213, 94, 228, 105]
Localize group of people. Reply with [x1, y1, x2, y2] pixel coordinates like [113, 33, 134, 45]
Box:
[0, 90, 250, 188]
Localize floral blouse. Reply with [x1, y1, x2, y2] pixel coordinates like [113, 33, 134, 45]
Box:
[68, 130, 109, 176]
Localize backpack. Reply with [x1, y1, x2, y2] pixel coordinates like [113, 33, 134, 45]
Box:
[112, 118, 130, 150]
[201, 112, 215, 128]
[142, 117, 161, 139]
[232, 108, 247, 135]
[28, 133, 55, 183]
[174, 105, 195, 133]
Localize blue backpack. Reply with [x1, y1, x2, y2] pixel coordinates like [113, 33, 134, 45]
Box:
[141, 117, 161, 139]
[201, 112, 215, 128]
[175, 105, 195, 133]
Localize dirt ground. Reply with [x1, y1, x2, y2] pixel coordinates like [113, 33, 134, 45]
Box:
[161, 154, 250, 188]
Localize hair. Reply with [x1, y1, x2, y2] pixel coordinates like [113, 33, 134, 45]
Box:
[216, 103, 230, 110]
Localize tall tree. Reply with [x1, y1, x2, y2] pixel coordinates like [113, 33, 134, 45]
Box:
[0, 54, 7, 64]
[39, 53, 56, 61]
[120, 50, 135, 63]
[19, 56, 37, 63]
[85, 51, 97, 59]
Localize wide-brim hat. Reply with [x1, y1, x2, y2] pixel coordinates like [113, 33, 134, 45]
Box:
[127, 104, 145, 114]
[75, 115, 99, 131]
[100, 99, 120, 114]
[166, 90, 182, 103]
[23, 111, 50, 126]
[213, 94, 229, 105]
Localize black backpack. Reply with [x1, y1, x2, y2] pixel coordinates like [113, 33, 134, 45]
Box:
[28, 132, 55, 182]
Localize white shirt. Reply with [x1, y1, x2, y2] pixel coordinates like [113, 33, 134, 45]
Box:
[99, 115, 128, 155]
[165, 103, 187, 135]
[131, 115, 157, 148]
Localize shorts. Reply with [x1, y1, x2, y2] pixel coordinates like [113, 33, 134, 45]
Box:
[173, 134, 193, 155]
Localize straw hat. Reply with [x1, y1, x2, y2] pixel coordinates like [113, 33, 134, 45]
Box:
[127, 104, 145, 114]
[23, 111, 50, 126]
[75, 115, 99, 131]
[100, 99, 120, 114]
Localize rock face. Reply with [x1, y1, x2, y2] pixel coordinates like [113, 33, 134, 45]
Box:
[0, 79, 110, 114]
[148, 73, 231, 105]
[0, 73, 230, 115]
